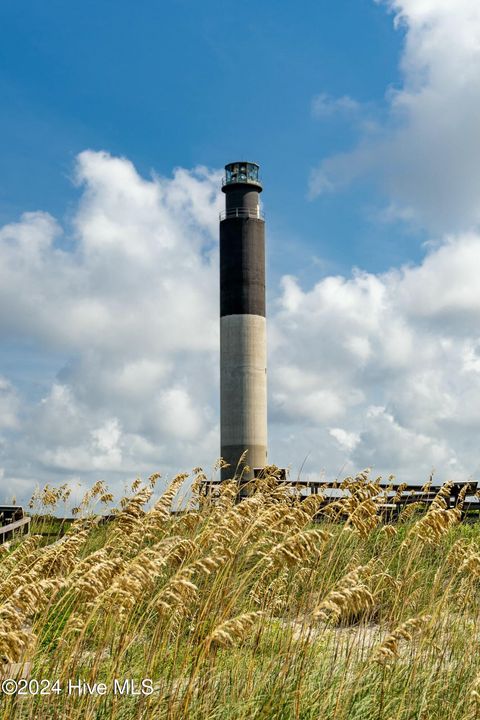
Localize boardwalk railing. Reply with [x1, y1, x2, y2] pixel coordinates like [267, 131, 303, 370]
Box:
[200, 475, 480, 517]
[0, 506, 31, 543]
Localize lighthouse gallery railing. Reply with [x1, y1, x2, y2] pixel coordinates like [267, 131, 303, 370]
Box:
[219, 208, 265, 221]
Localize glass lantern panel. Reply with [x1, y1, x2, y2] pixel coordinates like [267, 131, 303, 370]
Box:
[247, 165, 258, 182]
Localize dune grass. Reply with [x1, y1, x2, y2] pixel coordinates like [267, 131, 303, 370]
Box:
[1, 469, 480, 719]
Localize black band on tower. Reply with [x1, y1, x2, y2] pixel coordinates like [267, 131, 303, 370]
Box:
[220, 217, 266, 318]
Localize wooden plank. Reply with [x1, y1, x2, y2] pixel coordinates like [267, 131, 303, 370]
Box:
[0, 516, 31, 536]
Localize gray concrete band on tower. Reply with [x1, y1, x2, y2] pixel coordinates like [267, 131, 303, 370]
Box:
[220, 162, 267, 482]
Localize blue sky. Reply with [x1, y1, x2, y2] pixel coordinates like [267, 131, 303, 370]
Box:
[2, 0, 480, 502]
[1, 0, 407, 277]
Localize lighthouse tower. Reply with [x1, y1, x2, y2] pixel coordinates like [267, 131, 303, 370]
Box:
[219, 162, 267, 481]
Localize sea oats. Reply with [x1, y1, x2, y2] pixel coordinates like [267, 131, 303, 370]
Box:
[206, 611, 264, 649]
[372, 615, 431, 665]
[313, 564, 375, 625]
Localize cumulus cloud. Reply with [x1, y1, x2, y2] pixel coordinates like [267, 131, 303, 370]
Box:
[0, 152, 222, 502]
[1, 147, 480, 500]
[310, 0, 480, 233]
[269, 229, 480, 483]
[270, 0, 480, 483]
[329, 428, 360, 453]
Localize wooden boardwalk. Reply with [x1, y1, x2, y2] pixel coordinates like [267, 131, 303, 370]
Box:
[201, 475, 480, 518]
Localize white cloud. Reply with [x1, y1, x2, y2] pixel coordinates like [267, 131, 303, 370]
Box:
[3, 148, 480, 501]
[311, 93, 360, 119]
[278, 0, 480, 483]
[269, 231, 480, 483]
[310, 0, 480, 233]
[0, 152, 222, 502]
[329, 428, 360, 452]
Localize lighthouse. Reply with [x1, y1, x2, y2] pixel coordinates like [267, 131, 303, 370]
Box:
[219, 162, 267, 482]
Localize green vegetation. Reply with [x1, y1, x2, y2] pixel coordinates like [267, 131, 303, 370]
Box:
[1, 469, 480, 719]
